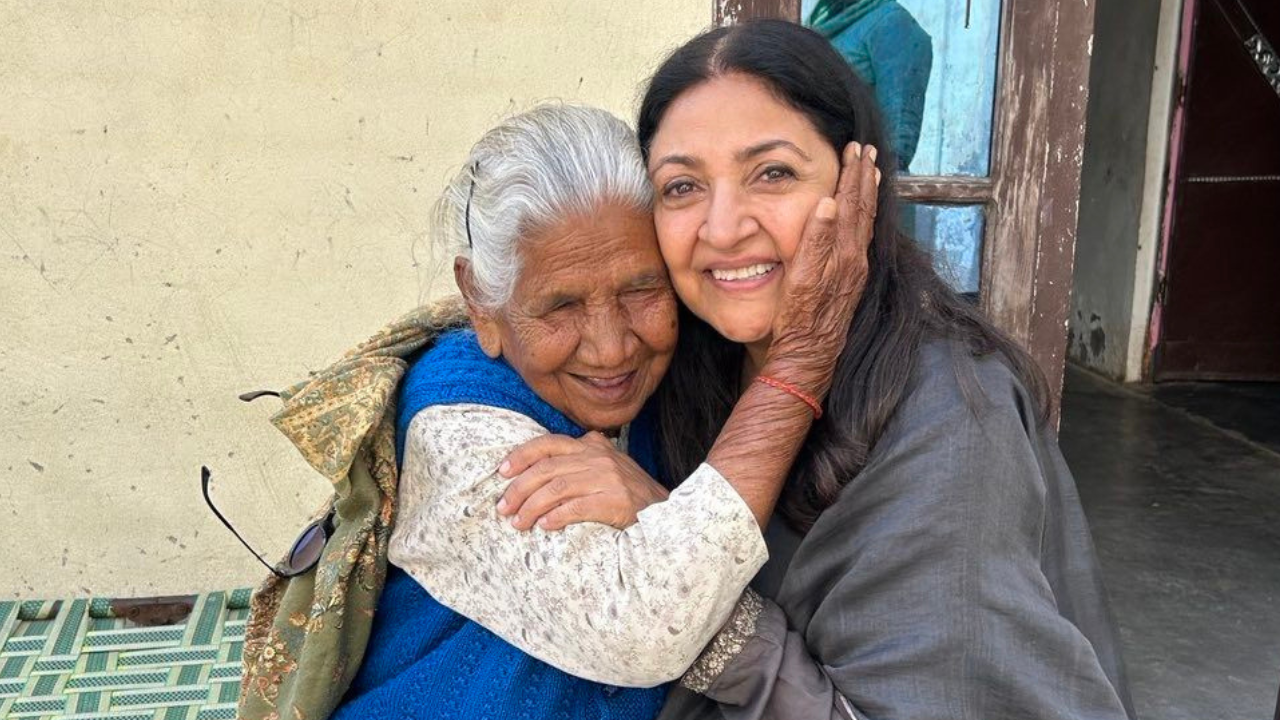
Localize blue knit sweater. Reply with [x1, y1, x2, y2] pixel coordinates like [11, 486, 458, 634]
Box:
[332, 330, 670, 720]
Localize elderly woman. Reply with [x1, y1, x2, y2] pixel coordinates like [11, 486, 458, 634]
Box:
[329, 104, 876, 720]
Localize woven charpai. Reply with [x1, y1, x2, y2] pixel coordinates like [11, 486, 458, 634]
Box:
[0, 589, 251, 720]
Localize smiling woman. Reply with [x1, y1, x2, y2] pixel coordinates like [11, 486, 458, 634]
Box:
[630, 20, 1134, 720]
[648, 72, 846, 357]
[460, 202, 676, 431]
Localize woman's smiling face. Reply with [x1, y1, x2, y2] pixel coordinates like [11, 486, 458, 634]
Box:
[647, 72, 840, 348]
[467, 202, 678, 432]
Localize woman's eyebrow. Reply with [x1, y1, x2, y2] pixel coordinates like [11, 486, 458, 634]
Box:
[736, 139, 812, 162]
[530, 291, 577, 312]
[649, 154, 699, 174]
[650, 140, 810, 174]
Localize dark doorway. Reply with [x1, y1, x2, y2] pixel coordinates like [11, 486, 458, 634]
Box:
[1153, 0, 1280, 381]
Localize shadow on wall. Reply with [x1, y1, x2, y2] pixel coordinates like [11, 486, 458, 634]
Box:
[1066, 310, 1108, 368]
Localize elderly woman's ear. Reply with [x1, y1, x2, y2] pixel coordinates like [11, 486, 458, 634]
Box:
[454, 257, 504, 359]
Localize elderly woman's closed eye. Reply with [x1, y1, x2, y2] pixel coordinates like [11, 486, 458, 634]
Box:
[459, 201, 677, 434]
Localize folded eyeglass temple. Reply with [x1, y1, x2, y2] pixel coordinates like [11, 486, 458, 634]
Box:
[200, 465, 287, 578]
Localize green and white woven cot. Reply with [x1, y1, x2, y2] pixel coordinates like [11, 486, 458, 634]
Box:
[0, 588, 251, 720]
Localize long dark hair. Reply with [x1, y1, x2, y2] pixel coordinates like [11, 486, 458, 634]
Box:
[640, 20, 1050, 533]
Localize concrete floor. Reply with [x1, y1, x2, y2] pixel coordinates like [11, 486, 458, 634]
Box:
[1060, 366, 1280, 720]
[1148, 382, 1280, 457]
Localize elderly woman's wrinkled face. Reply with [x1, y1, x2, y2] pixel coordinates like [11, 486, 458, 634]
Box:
[467, 202, 677, 431]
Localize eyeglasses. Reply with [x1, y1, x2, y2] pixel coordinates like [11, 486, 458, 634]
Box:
[201, 465, 334, 579]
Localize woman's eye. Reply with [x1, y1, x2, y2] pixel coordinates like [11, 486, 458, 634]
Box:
[760, 165, 796, 182]
[663, 180, 697, 198]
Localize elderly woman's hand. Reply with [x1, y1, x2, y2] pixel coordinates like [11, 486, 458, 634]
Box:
[766, 142, 880, 400]
[495, 433, 670, 531]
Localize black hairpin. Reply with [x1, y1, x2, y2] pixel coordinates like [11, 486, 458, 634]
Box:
[465, 162, 479, 248]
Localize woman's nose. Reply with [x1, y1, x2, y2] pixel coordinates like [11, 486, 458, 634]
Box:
[698, 186, 759, 250]
[579, 304, 632, 369]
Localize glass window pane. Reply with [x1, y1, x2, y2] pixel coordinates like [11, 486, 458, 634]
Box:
[803, 0, 1000, 176]
[901, 203, 984, 295]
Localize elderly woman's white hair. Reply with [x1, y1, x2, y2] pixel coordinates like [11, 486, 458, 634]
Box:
[434, 103, 654, 309]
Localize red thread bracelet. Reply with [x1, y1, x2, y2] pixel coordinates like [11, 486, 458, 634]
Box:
[755, 375, 823, 419]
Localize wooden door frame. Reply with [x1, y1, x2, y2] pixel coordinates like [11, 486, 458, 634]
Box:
[714, 1, 1099, 412]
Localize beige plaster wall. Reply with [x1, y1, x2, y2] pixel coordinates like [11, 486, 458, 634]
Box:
[0, 1, 708, 600]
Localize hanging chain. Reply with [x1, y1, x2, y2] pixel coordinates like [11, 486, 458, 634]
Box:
[1213, 0, 1280, 100]
[1243, 33, 1280, 97]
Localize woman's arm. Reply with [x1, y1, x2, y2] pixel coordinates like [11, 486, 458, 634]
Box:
[391, 402, 768, 688]
[661, 349, 1133, 720]
[660, 592, 863, 720]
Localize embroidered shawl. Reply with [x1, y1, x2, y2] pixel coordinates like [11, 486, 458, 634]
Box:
[237, 297, 467, 720]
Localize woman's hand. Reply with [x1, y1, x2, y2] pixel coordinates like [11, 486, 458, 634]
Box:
[495, 432, 670, 531]
[766, 142, 880, 399]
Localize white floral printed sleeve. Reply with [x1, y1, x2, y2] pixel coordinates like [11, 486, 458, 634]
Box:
[388, 403, 769, 688]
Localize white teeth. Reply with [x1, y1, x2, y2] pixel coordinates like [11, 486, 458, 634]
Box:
[710, 263, 777, 281]
[582, 373, 631, 388]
